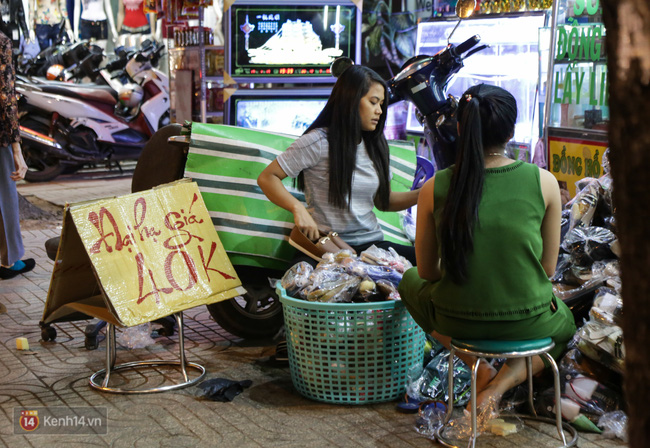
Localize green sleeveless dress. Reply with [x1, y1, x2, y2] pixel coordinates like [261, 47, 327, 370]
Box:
[398, 161, 576, 360]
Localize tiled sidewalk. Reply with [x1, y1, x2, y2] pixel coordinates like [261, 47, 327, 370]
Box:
[0, 178, 628, 447]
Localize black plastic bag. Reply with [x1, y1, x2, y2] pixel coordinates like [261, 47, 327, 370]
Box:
[196, 378, 253, 402]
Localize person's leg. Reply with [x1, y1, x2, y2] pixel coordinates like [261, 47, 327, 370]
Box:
[99, 20, 108, 40]
[453, 299, 576, 410]
[0, 148, 34, 279]
[431, 330, 498, 395]
[0, 147, 25, 267]
[79, 20, 91, 40]
[398, 268, 497, 393]
[475, 356, 545, 410]
[50, 22, 63, 46]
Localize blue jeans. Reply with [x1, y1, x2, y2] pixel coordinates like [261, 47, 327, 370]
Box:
[80, 19, 108, 40]
[0, 146, 25, 266]
[35, 22, 64, 50]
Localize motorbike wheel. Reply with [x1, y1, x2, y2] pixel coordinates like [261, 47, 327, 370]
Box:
[206, 265, 285, 340]
[22, 144, 65, 182]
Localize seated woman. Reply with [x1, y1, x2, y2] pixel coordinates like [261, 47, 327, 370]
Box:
[398, 84, 576, 409]
[257, 64, 419, 266]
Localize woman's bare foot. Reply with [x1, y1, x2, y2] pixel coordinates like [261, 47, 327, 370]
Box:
[474, 384, 503, 412]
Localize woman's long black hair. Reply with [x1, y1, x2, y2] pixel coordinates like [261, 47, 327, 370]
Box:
[439, 84, 517, 283]
[296, 65, 391, 210]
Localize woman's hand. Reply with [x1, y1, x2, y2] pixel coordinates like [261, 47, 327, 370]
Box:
[11, 143, 27, 181]
[293, 205, 319, 241]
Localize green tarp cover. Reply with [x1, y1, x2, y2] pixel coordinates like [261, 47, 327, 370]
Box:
[186, 123, 416, 269]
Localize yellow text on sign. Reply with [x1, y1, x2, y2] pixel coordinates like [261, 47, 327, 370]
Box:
[548, 137, 606, 197]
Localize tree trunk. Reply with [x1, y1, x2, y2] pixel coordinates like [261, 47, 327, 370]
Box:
[601, 1, 650, 446]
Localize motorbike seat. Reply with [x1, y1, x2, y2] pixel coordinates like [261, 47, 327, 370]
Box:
[37, 81, 118, 105]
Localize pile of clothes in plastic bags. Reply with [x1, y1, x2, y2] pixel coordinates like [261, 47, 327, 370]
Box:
[543, 148, 626, 439]
[280, 245, 412, 303]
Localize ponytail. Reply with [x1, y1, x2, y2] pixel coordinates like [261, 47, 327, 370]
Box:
[438, 84, 517, 284]
[439, 96, 485, 283]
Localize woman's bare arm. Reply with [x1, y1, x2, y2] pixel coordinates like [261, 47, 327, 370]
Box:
[539, 168, 562, 277]
[415, 177, 442, 281]
[257, 159, 319, 241]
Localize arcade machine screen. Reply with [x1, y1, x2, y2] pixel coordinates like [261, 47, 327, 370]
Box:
[225, 1, 361, 83]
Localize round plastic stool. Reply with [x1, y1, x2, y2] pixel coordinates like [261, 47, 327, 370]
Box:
[435, 337, 578, 448]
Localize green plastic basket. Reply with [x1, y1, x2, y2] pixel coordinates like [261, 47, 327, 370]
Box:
[277, 286, 425, 405]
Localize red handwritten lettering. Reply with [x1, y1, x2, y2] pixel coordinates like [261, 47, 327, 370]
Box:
[88, 207, 123, 254]
[163, 211, 204, 250]
[198, 242, 236, 281]
[165, 251, 198, 291]
[132, 197, 161, 241]
[135, 253, 173, 304]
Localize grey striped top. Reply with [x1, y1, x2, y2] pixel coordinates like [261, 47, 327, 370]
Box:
[277, 128, 384, 246]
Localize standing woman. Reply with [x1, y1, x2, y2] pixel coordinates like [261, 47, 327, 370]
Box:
[398, 84, 576, 409]
[257, 64, 419, 265]
[0, 30, 35, 280]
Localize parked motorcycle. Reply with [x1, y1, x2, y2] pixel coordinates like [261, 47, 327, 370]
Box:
[389, 0, 487, 171]
[17, 40, 169, 182]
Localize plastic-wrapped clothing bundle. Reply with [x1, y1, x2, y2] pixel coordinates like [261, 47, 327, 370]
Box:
[405, 348, 471, 407]
[589, 287, 623, 327]
[280, 245, 412, 303]
[117, 323, 156, 349]
[575, 320, 625, 374]
[300, 270, 361, 303]
[280, 261, 313, 297]
[598, 410, 628, 441]
[566, 173, 615, 233]
[536, 349, 624, 430]
[561, 227, 617, 269]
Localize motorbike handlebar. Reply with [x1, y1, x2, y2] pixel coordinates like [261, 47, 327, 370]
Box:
[452, 34, 481, 57]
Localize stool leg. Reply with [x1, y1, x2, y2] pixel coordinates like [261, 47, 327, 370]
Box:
[469, 358, 480, 448]
[109, 324, 116, 369]
[175, 312, 189, 383]
[526, 356, 536, 416]
[543, 352, 567, 446]
[102, 323, 116, 388]
[442, 347, 455, 426]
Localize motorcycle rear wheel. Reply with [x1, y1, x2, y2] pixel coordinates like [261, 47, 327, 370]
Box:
[22, 144, 65, 182]
[206, 265, 285, 340]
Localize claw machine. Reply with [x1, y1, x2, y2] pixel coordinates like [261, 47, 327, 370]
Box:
[542, 0, 608, 198]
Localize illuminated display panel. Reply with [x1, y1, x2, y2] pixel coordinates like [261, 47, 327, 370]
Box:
[225, 0, 361, 83]
[225, 88, 332, 135]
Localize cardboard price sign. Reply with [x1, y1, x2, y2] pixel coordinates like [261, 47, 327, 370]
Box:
[42, 180, 245, 328]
